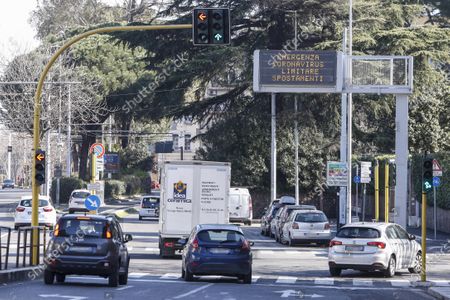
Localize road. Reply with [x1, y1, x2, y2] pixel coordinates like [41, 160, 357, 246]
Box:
[0, 191, 448, 299]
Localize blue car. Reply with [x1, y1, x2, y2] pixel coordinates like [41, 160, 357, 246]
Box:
[180, 224, 253, 284]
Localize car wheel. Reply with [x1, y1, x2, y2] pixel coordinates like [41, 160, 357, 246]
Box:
[14, 225, 18, 230]
[329, 267, 342, 277]
[408, 252, 422, 274]
[139, 216, 143, 221]
[181, 266, 186, 278]
[119, 268, 128, 285]
[44, 269, 55, 284]
[68, 209, 74, 214]
[109, 266, 119, 287]
[55, 273, 65, 283]
[383, 255, 396, 278]
[288, 234, 294, 247]
[184, 267, 194, 282]
[242, 268, 252, 284]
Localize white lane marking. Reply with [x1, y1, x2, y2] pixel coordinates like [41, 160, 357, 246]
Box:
[128, 272, 148, 278]
[127, 246, 133, 251]
[258, 250, 274, 255]
[160, 273, 181, 279]
[276, 276, 297, 284]
[116, 285, 134, 291]
[284, 251, 298, 255]
[144, 247, 159, 252]
[172, 283, 214, 299]
[431, 280, 450, 286]
[252, 276, 260, 283]
[314, 278, 334, 285]
[39, 294, 87, 300]
[389, 279, 410, 287]
[353, 279, 373, 286]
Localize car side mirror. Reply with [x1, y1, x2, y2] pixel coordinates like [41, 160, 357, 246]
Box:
[124, 234, 133, 243]
[249, 241, 254, 247]
[49, 231, 54, 237]
[408, 234, 416, 240]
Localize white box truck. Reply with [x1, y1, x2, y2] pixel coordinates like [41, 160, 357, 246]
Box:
[158, 160, 231, 257]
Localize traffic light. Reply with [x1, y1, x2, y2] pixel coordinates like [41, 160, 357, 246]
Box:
[390, 162, 396, 186]
[35, 149, 46, 186]
[423, 157, 433, 192]
[193, 8, 230, 45]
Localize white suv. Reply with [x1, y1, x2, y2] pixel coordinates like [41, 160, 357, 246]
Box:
[68, 189, 91, 213]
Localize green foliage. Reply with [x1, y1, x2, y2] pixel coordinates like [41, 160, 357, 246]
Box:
[118, 143, 152, 173]
[50, 177, 87, 204]
[104, 180, 126, 198]
[122, 174, 143, 195]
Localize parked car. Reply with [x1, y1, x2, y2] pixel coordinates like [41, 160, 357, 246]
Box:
[180, 224, 253, 284]
[280, 209, 331, 246]
[14, 196, 57, 229]
[260, 200, 281, 236]
[68, 189, 91, 214]
[273, 205, 317, 243]
[279, 195, 296, 205]
[229, 187, 253, 225]
[139, 192, 160, 220]
[328, 222, 422, 277]
[2, 179, 14, 189]
[44, 214, 132, 287]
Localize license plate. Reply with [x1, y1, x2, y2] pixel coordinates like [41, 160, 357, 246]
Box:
[209, 248, 230, 254]
[69, 246, 92, 253]
[345, 245, 364, 251]
[148, 209, 155, 214]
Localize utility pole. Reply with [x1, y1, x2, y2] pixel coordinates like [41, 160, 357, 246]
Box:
[7, 132, 11, 180]
[339, 28, 348, 226]
[346, 0, 353, 224]
[293, 11, 300, 205]
[66, 85, 72, 177]
[271, 93, 277, 201]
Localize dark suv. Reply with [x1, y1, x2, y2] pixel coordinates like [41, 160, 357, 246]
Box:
[44, 214, 132, 287]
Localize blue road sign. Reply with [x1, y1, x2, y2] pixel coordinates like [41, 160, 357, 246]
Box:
[433, 176, 441, 187]
[353, 176, 361, 184]
[85, 194, 101, 211]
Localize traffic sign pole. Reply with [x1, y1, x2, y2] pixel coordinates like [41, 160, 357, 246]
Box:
[385, 162, 389, 223]
[374, 160, 379, 221]
[434, 186, 437, 240]
[421, 191, 427, 282]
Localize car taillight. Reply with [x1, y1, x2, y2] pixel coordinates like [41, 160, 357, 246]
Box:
[367, 241, 386, 249]
[242, 240, 251, 251]
[164, 242, 174, 248]
[43, 207, 53, 212]
[292, 223, 299, 229]
[16, 207, 25, 212]
[54, 223, 60, 237]
[329, 240, 342, 247]
[192, 238, 199, 249]
[324, 223, 330, 230]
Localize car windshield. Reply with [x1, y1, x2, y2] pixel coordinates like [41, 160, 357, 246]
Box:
[20, 199, 49, 207]
[197, 230, 244, 243]
[4, 180, 13, 184]
[58, 219, 107, 238]
[337, 227, 381, 238]
[72, 192, 90, 198]
[142, 197, 159, 207]
[271, 207, 280, 217]
[295, 212, 328, 223]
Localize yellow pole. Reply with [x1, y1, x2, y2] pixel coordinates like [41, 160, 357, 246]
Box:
[31, 23, 192, 265]
[421, 191, 427, 282]
[91, 153, 96, 185]
[385, 162, 389, 223]
[374, 160, 379, 221]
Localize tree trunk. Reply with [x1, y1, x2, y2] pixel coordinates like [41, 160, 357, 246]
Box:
[78, 132, 96, 181]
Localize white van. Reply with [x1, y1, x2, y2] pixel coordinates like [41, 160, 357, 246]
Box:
[229, 187, 253, 225]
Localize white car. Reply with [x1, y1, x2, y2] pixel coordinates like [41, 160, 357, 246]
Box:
[229, 187, 253, 225]
[68, 189, 91, 213]
[280, 210, 331, 246]
[14, 196, 57, 229]
[139, 192, 160, 220]
[328, 222, 422, 277]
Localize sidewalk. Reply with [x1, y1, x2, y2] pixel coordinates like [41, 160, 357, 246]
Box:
[429, 287, 450, 300]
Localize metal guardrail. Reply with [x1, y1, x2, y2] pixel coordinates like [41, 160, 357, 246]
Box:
[15, 226, 48, 268]
[0, 226, 11, 270]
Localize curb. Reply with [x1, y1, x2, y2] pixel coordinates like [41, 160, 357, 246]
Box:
[0, 266, 44, 284]
[101, 206, 139, 220]
[428, 287, 450, 300]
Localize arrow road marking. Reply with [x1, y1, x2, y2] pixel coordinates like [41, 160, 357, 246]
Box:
[39, 294, 87, 300]
[274, 290, 297, 298]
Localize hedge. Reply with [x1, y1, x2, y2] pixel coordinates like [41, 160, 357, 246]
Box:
[50, 177, 87, 204]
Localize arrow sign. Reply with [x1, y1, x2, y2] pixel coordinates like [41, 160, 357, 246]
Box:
[198, 12, 207, 21]
[433, 176, 441, 187]
[214, 33, 223, 41]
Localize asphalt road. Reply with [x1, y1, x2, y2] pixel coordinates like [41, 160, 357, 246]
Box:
[0, 195, 449, 299]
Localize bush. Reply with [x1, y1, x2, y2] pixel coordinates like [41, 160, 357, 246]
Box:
[50, 177, 87, 204]
[122, 175, 143, 195]
[104, 180, 126, 198]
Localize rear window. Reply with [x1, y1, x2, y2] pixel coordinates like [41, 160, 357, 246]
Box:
[142, 197, 159, 207]
[295, 212, 328, 223]
[4, 180, 13, 183]
[20, 199, 49, 207]
[58, 219, 107, 238]
[72, 192, 90, 198]
[337, 227, 380, 239]
[197, 230, 244, 243]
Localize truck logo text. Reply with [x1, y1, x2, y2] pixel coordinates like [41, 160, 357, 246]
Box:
[173, 181, 187, 199]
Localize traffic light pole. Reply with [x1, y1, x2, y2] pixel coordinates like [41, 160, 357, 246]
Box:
[31, 23, 192, 265]
[421, 191, 427, 282]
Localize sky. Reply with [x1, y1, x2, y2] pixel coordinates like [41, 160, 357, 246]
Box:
[0, 0, 121, 68]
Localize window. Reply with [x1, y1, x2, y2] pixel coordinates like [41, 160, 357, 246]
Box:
[184, 134, 191, 151]
[337, 227, 381, 238]
[394, 225, 409, 239]
[197, 230, 244, 243]
[385, 226, 398, 239]
[142, 197, 160, 208]
[20, 199, 49, 207]
[58, 219, 106, 238]
[295, 212, 328, 223]
[72, 191, 90, 198]
[172, 134, 179, 150]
